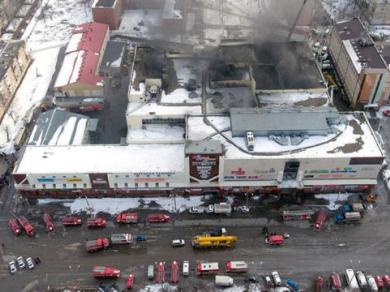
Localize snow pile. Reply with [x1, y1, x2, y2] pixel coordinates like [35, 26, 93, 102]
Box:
[139, 283, 177, 292]
[315, 193, 351, 210]
[38, 196, 205, 215]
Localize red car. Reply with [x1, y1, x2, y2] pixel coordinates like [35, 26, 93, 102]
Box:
[375, 275, 384, 289]
[383, 275, 390, 288]
[62, 216, 82, 226]
[330, 272, 342, 290]
[147, 213, 170, 223]
[315, 276, 323, 292]
[42, 213, 55, 232]
[171, 261, 179, 283]
[383, 109, 390, 116]
[93, 266, 120, 278]
[87, 217, 106, 228]
[265, 235, 284, 245]
[8, 218, 21, 236]
[126, 274, 135, 289]
[116, 212, 138, 224]
[156, 262, 165, 283]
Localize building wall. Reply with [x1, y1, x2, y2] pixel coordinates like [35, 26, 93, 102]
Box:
[92, 0, 123, 30]
[0, 0, 24, 32]
[0, 42, 30, 121]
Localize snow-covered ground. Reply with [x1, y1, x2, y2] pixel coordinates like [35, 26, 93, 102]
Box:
[0, 0, 92, 152]
[315, 193, 351, 210]
[38, 195, 206, 215]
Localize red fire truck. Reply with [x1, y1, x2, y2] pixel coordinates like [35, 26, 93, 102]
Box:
[171, 261, 179, 283]
[85, 238, 110, 253]
[156, 262, 165, 283]
[42, 213, 55, 232]
[314, 210, 328, 230]
[147, 213, 170, 223]
[116, 212, 138, 224]
[8, 218, 21, 236]
[93, 266, 120, 278]
[16, 216, 35, 237]
[87, 217, 106, 228]
[225, 261, 248, 273]
[196, 262, 219, 276]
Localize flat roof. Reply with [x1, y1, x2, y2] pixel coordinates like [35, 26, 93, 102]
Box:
[14, 144, 185, 174]
[334, 18, 387, 70]
[185, 140, 223, 154]
[230, 108, 340, 136]
[100, 41, 126, 72]
[187, 112, 384, 159]
[126, 102, 201, 117]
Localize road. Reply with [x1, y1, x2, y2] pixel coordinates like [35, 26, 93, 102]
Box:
[0, 195, 390, 291]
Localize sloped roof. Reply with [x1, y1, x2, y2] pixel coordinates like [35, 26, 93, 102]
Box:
[55, 22, 109, 88]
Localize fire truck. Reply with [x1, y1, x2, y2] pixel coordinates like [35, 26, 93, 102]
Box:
[8, 218, 22, 236]
[93, 266, 120, 278]
[171, 261, 179, 283]
[147, 213, 170, 223]
[42, 213, 55, 232]
[87, 217, 106, 228]
[16, 216, 35, 237]
[196, 262, 219, 275]
[115, 212, 138, 224]
[282, 210, 314, 221]
[85, 238, 110, 253]
[156, 262, 165, 283]
[225, 261, 248, 273]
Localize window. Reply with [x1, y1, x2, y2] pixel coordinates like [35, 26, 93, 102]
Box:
[115, 175, 119, 178]
[135, 183, 138, 188]
[145, 182, 149, 188]
[42, 184, 46, 189]
[166, 182, 169, 187]
[114, 183, 118, 188]
[53, 184, 56, 189]
[155, 182, 159, 188]
[63, 176, 66, 178]
[283, 161, 300, 180]
[83, 183, 87, 188]
[126, 175, 129, 178]
[73, 184, 77, 188]
[349, 157, 383, 165]
[63, 184, 67, 189]
[125, 183, 128, 188]
[32, 184, 36, 189]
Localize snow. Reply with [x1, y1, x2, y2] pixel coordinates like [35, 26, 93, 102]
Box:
[161, 88, 201, 104]
[126, 102, 201, 117]
[54, 51, 82, 88]
[187, 113, 383, 159]
[15, 144, 185, 174]
[127, 125, 185, 143]
[315, 193, 351, 210]
[0, 0, 92, 151]
[257, 91, 329, 106]
[343, 40, 362, 73]
[65, 33, 82, 53]
[119, 9, 162, 38]
[38, 195, 205, 215]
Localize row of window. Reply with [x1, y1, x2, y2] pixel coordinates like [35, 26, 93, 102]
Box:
[31, 182, 171, 189]
[113, 174, 171, 178]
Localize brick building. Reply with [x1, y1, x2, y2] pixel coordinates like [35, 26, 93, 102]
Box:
[92, 0, 123, 30]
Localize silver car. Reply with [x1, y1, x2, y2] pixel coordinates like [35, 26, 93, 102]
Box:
[26, 257, 35, 270]
[16, 256, 25, 269]
[8, 260, 17, 274]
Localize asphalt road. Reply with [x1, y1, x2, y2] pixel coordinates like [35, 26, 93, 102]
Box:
[1, 195, 390, 291]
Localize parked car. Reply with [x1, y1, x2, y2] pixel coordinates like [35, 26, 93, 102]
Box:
[287, 279, 300, 292]
[233, 205, 250, 213]
[8, 218, 21, 236]
[383, 275, 390, 288]
[87, 217, 106, 228]
[182, 261, 189, 276]
[367, 275, 378, 291]
[126, 274, 135, 289]
[314, 276, 323, 292]
[264, 275, 274, 288]
[135, 234, 147, 241]
[62, 216, 82, 226]
[375, 275, 384, 289]
[330, 272, 342, 290]
[356, 270, 368, 289]
[265, 235, 284, 245]
[206, 205, 214, 213]
[8, 260, 17, 274]
[26, 257, 35, 270]
[172, 239, 185, 247]
[189, 206, 205, 214]
[16, 256, 25, 269]
[383, 109, 390, 116]
[147, 265, 154, 280]
[272, 271, 282, 286]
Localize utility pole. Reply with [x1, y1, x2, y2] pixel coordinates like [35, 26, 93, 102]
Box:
[287, 0, 308, 42]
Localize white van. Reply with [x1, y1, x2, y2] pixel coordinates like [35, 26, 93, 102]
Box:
[182, 260, 189, 276]
[272, 271, 282, 286]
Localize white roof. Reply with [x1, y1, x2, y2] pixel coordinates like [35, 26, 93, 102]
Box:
[15, 144, 185, 174]
[54, 50, 84, 88]
[187, 113, 384, 159]
[126, 102, 201, 117]
[127, 125, 184, 143]
[65, 33, 82, 53]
